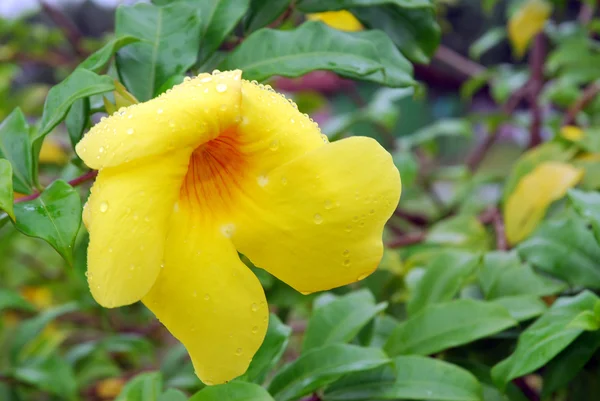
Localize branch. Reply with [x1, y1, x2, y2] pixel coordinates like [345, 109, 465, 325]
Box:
[433, 45, 487, 79]
[15, 170, 98, 203]
[393, 209, 429, 227]
[562, 81, 600, 126]
[40, 1, 87, 58]
[386, 231, 426, 248]
[528, 34, 546, 149]
[479, 207, 507, 250]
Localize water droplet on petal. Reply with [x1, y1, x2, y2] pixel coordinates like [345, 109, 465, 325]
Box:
[300, 291, 310, 295]
[99, 146, 105, 153]
[252, 326, 258, 334]
[251, 303, 258, 312]
[369, 209, 375, 215]
[357, 273, 369, 281]
[127, 128, 135, 135]
[321, 134, 329, 143]
[192, 291, 198, 297]
[203, 379, 214, 386]
[157, 108, 163, 114]
[269, 139, 279, 150]
[99, 202, 109, 213]
[314, 214, 323, 224]
[204, 294, 210, 301]
[200, 76, 212, 83]
[281, 176, 288, 185]
[216, 83, 227, 93]
[342, 249, 350, 257]
[343, 259, 351, 267]
[257, 175, 269, 187]
[345, 224, 352, 232]
[324, 200, 333, 210]
[235, 348, 243, 356]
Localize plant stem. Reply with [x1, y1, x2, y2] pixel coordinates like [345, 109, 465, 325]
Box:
[15, 170, 98, 203]
[562, 81, 600, 126]
[386, 231, 426, 248]
[528, 34, 545, 149]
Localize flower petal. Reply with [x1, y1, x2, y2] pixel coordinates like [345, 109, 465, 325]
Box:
[76, 70, 243, 170]
[143, 206, 268, 385]
[231, 136, 401, 293]
[85, 150, 191, 307]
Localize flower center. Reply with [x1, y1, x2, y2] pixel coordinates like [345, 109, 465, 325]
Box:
[180, 127, 247, 216]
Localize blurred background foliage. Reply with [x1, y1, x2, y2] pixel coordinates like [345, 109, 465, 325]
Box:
[2, 0, 600, 400]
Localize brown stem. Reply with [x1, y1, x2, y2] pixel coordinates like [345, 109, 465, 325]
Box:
[513, 377, 540, 401]
[528, 34, 545, 149]
[562, 81, 600, 126]
[433, 45, 487, 79]
[466, 82, 532, 172]
[300, 394, 321, 401]
[480, 207, 507, 250]
[578, 2, 594, 24]
[393, 209, 429, 226]
[386, 231, 426, 248]
[15, 170, 98, 203]
[40, 1, 87, 58]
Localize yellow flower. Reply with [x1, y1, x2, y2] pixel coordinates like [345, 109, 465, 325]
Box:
[307, 10, 363, 32]
[75, 70, 401, 384]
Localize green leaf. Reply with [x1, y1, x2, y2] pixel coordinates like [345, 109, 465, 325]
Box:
[37, 69, 115, 140]
[407, 250, 479, 316]
[246, 0, 291, 32]
[324, 356, 483, 401]
[517, 215, 600, 289]
[491, 295, 548, 322]
[323, 365, 396, 401]
[116, 372, 163, 401]
[542, 330, 600, 397]
[243, 313, 292, 384]
[400, 119, 473, 149]
[478, 251, 566, 299]
[11, 303, 78, 362]
[303, 289, 387, 352]
[0, 108, 34, 194]
[159, 389, 188, 401]
[469, 27, 506, 60]
[0, 159, 15, 220]
[65, 98, 89, 148]
[191, 382, 274, 401]
[503, 142, 577, 203]
[0, 288, 35, 313]
[13, 352, 77, 399]
[13, 180, 82, 265]
[367, 315, 400, 348]
[568, 188, 600, 244]
[385, 299, 517, 356]
[80, 35, 141, 72]
[115, 2, 202, 101]
[492, 291, 600, 389]
[268, 344, 390, 401]
[196, 0, 251, 65]
[426, 214, 490, 251]
[351, 3, 440, 64]
[392, 149, 418, 187]
[220, 21, 414, 88]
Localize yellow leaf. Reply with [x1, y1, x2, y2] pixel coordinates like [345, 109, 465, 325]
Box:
[508, 0, 551, 57]
[505, 162, 583, 244]
[561, 125, 584, 142]
[96, 378, 125, 399]
[39, 138, 69, 165]
[307, 11, 363, 32]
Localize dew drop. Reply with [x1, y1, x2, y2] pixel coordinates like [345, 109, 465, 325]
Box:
[342, 249, 350, 257]
[320, 134, 329, 143]
[290, 118, 295, 124]
[300, 291, 310, 295]
[212, 69, 221, 75]
[129, 264, 135, 270]
[157, 108, 163, 114]
[345, 224, 352, 232]
[168, 120, 176, 128]
[358, 273, 369, 280]
[204, 294, 210, 301]
[257, 175, 269, 187]
[269, 139, 279, 151]
[99, 202, 109, 213]
[352, 216, 359, 222]
[200, 76, 212, 83]
[192, 291, 198, 297]
[281, 176, 288, 185]
[133, 214, 139, 221]
[343, 259, 351, 267]
[183, 76, 192, 82]
[216, 83, 227, 93]
[203, 379, 214, 386]
[324, 199, 333, 210]
[314, 214, 323, 224]
[99, 146, 105, 153]
[252, 326, 258, 334]
[127, 128, 135, 135]
[251, 303, 258, 312]
[370, 209, 375, 215]
[235, 348, 243, 356]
